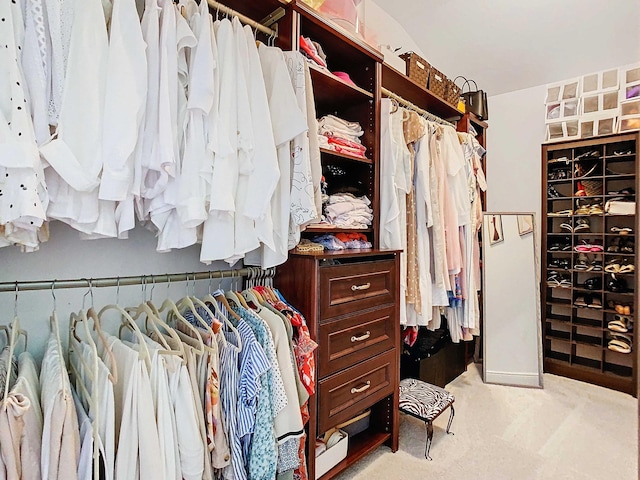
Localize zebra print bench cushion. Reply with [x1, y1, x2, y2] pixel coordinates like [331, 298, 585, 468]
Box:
[399, 378, 455, 422]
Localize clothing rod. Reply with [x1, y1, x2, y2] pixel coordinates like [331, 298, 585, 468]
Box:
[0, 268, 275, 293]
[381, 87, 456, 127]
[207, 0, 278, 37]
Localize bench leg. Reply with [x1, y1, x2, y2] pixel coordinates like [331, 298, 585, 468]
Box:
[446, 405, 455, 435]
[424, 420, 434, 461]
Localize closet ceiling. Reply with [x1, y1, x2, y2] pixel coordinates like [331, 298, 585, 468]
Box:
[373, 0, 640, 96]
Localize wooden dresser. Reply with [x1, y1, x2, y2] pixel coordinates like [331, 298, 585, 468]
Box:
[276, 249, 400, 480]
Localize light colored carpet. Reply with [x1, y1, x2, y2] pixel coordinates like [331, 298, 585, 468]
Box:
[334, 364, 637, 480]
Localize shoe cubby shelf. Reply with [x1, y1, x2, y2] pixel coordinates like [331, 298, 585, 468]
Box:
[542, 132, 639, 396]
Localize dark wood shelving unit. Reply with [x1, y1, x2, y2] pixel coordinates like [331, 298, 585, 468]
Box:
[542, 132, 639, 396]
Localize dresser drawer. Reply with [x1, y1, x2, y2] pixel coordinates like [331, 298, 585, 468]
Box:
[318, 306, 396, 378]
[317, 350, 396, 433]
[319, 260, 396, 319]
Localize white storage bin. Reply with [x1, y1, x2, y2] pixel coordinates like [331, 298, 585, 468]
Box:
[580, 92, 619, 115]
[621, 82, 640, 102]
[619, 115, 640, 133]
[578, 114, 619, 139]
[620, 99, 640, 117]
[621, 64, 640, 86]
[546, 119, 580, 142]
[315, 430, 348, 479]
[561, 78, 581, 100]
[546, 99, 580, 122]
[581, 68, 619, 94]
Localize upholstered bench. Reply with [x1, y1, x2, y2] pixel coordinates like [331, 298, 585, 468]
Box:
[399, 378, 455, 460]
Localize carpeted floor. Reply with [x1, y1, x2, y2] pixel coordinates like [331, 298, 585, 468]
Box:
[334, 364, 637, 480]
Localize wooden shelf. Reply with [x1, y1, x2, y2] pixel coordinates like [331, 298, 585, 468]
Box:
[320, 431, 391, 480]
[309, 63, 373, 108]
[381, 63, 462, 121]
[320, 147, 372, 165]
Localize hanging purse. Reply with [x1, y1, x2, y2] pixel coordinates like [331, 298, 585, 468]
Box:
[455, 77, 489, 120]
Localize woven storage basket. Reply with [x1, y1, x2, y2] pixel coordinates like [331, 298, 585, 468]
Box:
[399, 52, 431, 88]
[428, 67, 447, 99]
[444, 78, 461, 106]
[582, 179, 603, 197]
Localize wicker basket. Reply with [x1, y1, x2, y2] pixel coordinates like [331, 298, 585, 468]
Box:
[444, 78, 461, 106]
[399, 52, 431, 88]
[581, 179, 603, 197]
[428, 67, 447, 99]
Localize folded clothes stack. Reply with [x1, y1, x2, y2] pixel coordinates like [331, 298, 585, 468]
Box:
[299, 36, 327, 68]
[318, 115, 367, 159]
[324, 193, 373, 228]
[312, 233, 372, 250]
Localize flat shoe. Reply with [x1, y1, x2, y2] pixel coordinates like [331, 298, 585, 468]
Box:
[608, 320, 628, 333]
[608, 335, 632, 354]
[574, 296, 588, 307]
[588, 297, 603, 309]
[611, 226, 633, 235]
[589, 204, 604, 215]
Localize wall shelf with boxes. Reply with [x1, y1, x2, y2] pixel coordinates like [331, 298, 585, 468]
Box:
[541, 132, 639, 396]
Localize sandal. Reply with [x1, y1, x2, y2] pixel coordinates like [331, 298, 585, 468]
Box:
[607, 237, 621, 253]
[608, 335, 632, 354]
[610, 226, 633, 235]
[608, 315, 632, 333]
[574, 296, 588, 307]
[605, 258, 622, 273]
[588, 204, 604, 215]
[549, 209, 573, 217]
[618, 261, 635, 274]
[573, 218, 591, 232]
[574, 253, 589, 270]
[620, 238, 634, 254]
[560, 222, 573, 232]
[588, 297, 603, 309]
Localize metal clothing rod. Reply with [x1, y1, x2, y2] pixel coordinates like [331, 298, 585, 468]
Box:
[0, 268, 275, 293]
[207, 0, 278, 37]
[381, 87, 455, 127]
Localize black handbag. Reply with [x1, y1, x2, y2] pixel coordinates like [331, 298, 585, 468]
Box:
[454, 77, 488, 120]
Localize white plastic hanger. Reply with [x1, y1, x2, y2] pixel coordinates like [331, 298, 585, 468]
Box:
[126, 277, 185, 360]
[159, 276, 206, 355]
[2, 288, 28, 401]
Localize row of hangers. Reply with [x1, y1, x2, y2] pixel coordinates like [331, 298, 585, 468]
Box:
[170, 0, 278, 46]
[0, 267, 280, 478]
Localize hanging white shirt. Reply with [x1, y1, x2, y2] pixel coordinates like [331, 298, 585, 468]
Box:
[283, 51, 316, 250]
[177, 0, 215, 230]
[0, 0, 48, 251]
[244, 44, 307, 269]
[225, 16, 257, 266]
[20, 0, 51, 146]
[200, 18, 238, 264]
[41, 0, 117, 237]
[99, 0, 147, 239]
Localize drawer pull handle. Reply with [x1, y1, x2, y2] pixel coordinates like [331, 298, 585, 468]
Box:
[351, 381, 371, 394]
[351, 283, 371, 292]
[351, 331, 371, 343]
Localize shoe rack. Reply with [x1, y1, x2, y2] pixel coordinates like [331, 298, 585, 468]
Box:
[542, 132, 639, 396]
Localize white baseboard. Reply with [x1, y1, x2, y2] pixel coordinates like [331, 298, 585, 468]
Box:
[484, 370, 542, 388]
